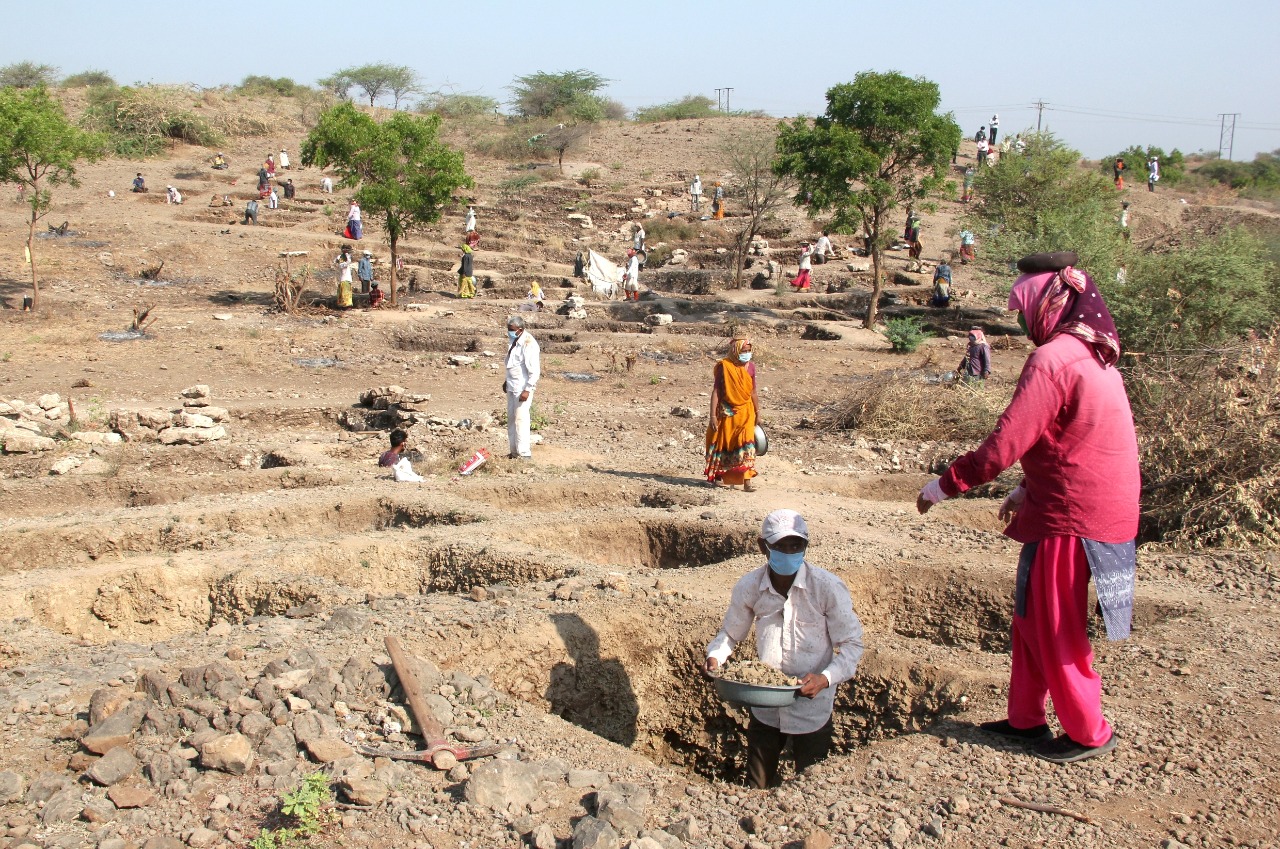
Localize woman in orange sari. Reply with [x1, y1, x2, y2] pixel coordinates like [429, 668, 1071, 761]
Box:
[705, 337, 760, 491]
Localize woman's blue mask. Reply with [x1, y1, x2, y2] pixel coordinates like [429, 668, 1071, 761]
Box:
[738, 352, 753, 363]
[767, 547, 805, 575]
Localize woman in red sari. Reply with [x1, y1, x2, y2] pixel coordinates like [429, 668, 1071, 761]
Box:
[705, 337, 760, 491]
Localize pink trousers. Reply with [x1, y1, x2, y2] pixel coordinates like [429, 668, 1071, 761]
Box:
[1007, 536, 1112, 747]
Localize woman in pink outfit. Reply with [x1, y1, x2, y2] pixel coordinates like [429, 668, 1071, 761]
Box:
[916, 250, 1139, 765]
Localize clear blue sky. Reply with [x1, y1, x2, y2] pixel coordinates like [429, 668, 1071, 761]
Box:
[23, 0, 1280, 161]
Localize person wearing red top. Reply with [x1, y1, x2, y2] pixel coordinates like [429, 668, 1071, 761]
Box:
[917, 251, 1138, 765]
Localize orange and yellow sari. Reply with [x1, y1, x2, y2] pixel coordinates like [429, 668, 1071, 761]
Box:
[704, 350, 757, 485]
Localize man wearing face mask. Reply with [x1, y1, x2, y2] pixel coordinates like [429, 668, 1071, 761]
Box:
[503, 316, 541, 460]
[704, 510, 864, 788]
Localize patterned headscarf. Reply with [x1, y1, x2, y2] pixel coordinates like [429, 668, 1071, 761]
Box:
[968, 328, 988, 347]
[728, 337, 750, 361]
[1009, 267, 1121, 366]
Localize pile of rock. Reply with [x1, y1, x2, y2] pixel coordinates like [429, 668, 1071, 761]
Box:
[0, 394, 67, 454]
[339, 386, 431, 432]
[110, 385, 228, 445]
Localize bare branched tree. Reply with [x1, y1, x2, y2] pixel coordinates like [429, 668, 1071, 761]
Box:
[720, 127, 793, 289]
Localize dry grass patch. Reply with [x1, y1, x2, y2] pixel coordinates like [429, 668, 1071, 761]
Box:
[817, 370, 1013, 442]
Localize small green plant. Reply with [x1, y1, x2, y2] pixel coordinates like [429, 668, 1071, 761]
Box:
[883, 316, 929, 353]
[649, 375, 662, 385]
[1, 352, 10, 362]
[498, 174, 541, 201]
[250, 772, 335, 849]
[609, 162, 624, 171]
[529, 403, 550, 431]
[578, 168, 600, 186]
[321, 204, 333, 216]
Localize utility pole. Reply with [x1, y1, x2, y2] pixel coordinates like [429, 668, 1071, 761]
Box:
[1034, 99, 1047, 133]
[723, 87, 733, 114]
[1218, 113, 1239, 161]
[714, 89, 723, 112]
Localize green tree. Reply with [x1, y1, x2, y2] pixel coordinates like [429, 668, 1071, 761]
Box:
[509, 70, 609, 119]
[61, 70, 115, 88]
[775, 71, 961, 327]
[329, 64, 419, 108]
[968, 131, 1121, 280]
[318, 71, 353, 100]
[0, 86, 104, 308]
[720, 127, 794, 288]
[0, 62, 59, 89]
[301, 102, 472, 306]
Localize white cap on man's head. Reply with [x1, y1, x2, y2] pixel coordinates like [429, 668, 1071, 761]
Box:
[760, 509, 809, 544]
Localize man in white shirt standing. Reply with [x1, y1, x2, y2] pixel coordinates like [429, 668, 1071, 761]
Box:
[503, 316, 541, 460]
[704, 509, 864, 788]
[690, 175, 703, 212]
[813, 231, 835, 265]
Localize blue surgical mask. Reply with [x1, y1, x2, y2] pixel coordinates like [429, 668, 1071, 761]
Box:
[767, 547, 805, 575]
[507, 330, 518, 342]
[738, 352, 753, 363]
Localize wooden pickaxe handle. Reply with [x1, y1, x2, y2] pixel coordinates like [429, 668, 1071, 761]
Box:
[385, 636, 446, 742]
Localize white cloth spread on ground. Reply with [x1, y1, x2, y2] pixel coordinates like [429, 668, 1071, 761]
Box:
[707, 562, 864, 734]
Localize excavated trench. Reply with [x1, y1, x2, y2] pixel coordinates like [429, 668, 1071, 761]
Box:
[496, 557, 1193, 785]
[518, 519, 756, 570]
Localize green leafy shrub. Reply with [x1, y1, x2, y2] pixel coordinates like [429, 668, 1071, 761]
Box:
[419, 92, 499, 118]
[61, 70, 115, 88]
[645, 218, 701, 243]
[1194, 149, 1280, 198]
[634, 95, 720, 123]
[883, 316, 929, 353]
[498, 174, 542, 201]
[235, 75, 307, 97]
[578, 168, 600, 186]
[1100, 145, 1186, 185]
[1108, 226, 1280, 352]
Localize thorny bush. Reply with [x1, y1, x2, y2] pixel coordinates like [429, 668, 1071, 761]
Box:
[1129, 332, 1280, 548]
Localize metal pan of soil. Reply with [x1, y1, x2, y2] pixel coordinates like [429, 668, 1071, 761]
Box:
[713, 676, 799, 708]
[754, 424, 769, 456]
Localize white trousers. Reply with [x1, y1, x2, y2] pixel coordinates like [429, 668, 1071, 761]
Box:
[507, 391, 533, 457]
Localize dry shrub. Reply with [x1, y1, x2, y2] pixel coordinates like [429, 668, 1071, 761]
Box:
[1130, 333, 1280, 547]
[200, 91, 274, 138]
[818, 370, 1013, 442]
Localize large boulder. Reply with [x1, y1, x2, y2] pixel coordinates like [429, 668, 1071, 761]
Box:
[2, 432, 56, 453]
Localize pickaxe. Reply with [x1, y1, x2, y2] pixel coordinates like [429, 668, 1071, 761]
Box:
[357, 636, 501, 769]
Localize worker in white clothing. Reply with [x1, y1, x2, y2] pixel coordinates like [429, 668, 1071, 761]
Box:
[705, 509, 864, 788]
[503, 315, 541, 460]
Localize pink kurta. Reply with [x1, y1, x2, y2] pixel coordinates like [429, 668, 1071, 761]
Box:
[939, 334, 1139, 544]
